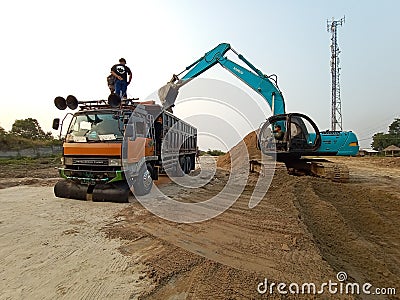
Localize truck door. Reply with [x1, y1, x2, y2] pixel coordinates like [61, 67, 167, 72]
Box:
[125, 115, 148, 164]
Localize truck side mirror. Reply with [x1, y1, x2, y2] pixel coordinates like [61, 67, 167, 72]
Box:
[52, 118, 60, 130]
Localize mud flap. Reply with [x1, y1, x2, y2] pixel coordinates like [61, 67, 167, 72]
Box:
[54, 180, 130, 203]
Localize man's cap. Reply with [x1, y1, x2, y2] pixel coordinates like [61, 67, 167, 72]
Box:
[119, 58, 126, 63]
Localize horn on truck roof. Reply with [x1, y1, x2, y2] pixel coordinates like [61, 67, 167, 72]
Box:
[54, 95, 79, 110]
[107, 93, 121, 108]
[54, 96, 67, 110]
[66, 95, 78, 110]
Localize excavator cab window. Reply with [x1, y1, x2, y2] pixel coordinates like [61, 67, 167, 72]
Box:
[290, 121, 302, 138]
[288, 114, 320, 152]
[258, 118, 288, 154]
[259, 113, 321, 156]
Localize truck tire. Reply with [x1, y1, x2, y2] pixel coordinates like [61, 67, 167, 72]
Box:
[185, 156, 192, 174]
[133, 164, 153, 196]
[172, 158, 184, 177]
[180, 156, 186, 173]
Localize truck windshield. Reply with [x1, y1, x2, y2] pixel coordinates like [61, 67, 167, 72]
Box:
[66, 112, 124, 142]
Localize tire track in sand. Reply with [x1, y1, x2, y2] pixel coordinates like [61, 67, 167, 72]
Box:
[292, 176, 400, 298]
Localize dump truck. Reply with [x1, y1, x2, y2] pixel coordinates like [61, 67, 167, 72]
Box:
[52, 94, 197, 202]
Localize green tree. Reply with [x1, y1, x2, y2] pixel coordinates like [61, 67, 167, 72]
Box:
[11, 118, 52, 140]
[0, 126, 6, 142]
[388, 118, 400, 135]
[371, 118, 400, 150]
[0, 126, 6, 136]
[371, 132, 387, 151]
[0, 126, 10, 150]
[206, 149, 226, 156]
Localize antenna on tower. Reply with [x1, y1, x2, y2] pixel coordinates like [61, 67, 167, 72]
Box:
[327, 16, 345, 131]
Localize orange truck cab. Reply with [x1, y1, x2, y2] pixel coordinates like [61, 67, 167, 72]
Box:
[52, 96, 197, 202]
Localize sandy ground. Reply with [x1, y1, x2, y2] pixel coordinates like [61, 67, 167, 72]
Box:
[0, 154, 399, 299]
[0, 187, 154, 300]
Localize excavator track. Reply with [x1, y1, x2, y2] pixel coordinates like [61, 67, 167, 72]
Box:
[310, 161, 349, 183]
[282, 159, 350, 183]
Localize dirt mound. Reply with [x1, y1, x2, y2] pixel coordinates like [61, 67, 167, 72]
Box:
[106, 168, 341, 299]
[217, 130, 260, 170]
[105, 159, 400, 299]
[365, 156, 400, 168]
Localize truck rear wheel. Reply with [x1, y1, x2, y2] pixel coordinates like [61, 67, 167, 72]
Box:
[185, 156, 192, 174]
[172, 158, 184, 177]
[134, 164, 153, 196]
[180, 156, 187, 174]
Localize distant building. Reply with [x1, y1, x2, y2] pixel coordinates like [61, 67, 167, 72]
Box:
[358, 148, 379, 157]
[383, 145, 400, 157]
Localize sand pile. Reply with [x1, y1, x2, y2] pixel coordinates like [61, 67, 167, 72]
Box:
[217, 130, 261, 170]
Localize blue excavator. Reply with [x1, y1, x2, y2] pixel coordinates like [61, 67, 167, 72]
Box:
[158, 43, 359, 181]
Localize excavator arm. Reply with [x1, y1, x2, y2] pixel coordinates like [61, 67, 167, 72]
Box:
[158, 43, 285, 116]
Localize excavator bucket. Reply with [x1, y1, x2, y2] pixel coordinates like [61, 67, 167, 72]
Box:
[158, 79, 188, 111]
[158, 82, 179, 110]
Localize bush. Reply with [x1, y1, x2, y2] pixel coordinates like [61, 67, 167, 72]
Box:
[0, 122, 61, 151]
[206, 149, 226, 156]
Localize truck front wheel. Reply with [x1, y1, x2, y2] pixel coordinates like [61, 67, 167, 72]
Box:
[133, 164, 153, 196]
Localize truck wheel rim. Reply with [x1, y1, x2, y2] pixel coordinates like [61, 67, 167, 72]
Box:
[143, 170, 152, 189]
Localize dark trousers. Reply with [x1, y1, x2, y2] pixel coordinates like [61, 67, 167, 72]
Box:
[115, 80, 128, 98]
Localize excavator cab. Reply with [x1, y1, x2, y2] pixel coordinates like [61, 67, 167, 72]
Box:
[258, 113, 321, 162]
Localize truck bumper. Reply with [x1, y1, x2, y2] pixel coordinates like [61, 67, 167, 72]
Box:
[58, 168, 124, 184]
[54, 179, 130, 202]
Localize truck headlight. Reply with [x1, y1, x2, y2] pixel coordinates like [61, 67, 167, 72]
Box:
[64, 157, 73, 165]
[109, 159, 122, 166]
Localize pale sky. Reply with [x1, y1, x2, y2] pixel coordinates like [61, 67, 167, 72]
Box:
[1, 0, 399, 149]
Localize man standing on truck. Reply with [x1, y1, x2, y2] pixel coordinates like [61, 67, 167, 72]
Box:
[111, 58, 132, 99]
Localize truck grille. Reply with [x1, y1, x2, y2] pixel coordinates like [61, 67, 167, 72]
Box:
[72, 158, 108, 166]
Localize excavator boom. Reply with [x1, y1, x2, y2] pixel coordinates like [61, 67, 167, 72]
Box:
[158, 43, 285, 116]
